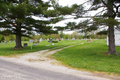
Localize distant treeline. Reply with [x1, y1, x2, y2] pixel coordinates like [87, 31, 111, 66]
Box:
[0, 33, 107, 42]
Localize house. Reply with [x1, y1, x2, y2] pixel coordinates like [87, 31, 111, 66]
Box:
[107, 29, 120, 46]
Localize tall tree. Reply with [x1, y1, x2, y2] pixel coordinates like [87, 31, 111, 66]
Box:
[53, 0, 120, 55]
[88, 0, 120, 55]
[0, 0, 57, 49]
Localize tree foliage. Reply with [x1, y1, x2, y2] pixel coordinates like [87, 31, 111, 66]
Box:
[88, 0, 120, 55]
[97, 30, 108, 35]
[0, 0, 59, 49]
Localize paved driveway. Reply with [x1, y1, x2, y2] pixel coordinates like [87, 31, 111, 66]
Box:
[0, 58, 92, 80]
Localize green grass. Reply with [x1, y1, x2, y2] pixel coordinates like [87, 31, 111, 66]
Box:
[52, 39, 120, 76]
[0, 40, 84, 56]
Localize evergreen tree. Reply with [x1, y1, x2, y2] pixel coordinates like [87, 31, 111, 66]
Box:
[0, 0, 57, 49]
[53, 0, 120, 55]
[88, 0, 120, 55]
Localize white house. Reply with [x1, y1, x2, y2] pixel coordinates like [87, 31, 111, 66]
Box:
[107, 29, 120, 46]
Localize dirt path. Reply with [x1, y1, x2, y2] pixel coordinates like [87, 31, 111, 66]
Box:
[0, 45, 120, 80]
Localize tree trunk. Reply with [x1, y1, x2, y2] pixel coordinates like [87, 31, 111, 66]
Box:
[14, 34, 23, 49]
[107, 0, 118, 55]
[107, 26, 118, 55]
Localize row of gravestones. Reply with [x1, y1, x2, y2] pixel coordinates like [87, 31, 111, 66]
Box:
[87, 39, 94, 43]
[24, 40, 40, 47]
[25, 38, 96, 47]
[24, 38, 86, 47]
[0, 41, 13, 44]
[39, 38, 96, 41]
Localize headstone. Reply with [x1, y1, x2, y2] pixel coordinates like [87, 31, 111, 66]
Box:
[37, 41, 39, 43]
[29, 40, 34, 43]
[5, 41, 7, 44]
[24, 43, 28, 47]
[39, 38, 43, 42]
[87, 39, 91, 43]
[56, 38, 58, 41]
[58, 39, 61, 41]
[61, 38, 64, 40]
[50, 38, 52, 43]
[72, 38, 75, 40]
[47, 38, 49, 41]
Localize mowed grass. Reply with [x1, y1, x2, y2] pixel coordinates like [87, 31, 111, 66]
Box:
[52, 39, 120, 76]
[0, 40, 85, 56]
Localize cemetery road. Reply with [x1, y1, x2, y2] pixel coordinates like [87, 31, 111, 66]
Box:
[0, 58, 92, 80]
[0, 47, 118, 80]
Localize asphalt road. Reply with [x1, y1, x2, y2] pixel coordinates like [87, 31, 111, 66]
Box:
[0, 58, 93, 80]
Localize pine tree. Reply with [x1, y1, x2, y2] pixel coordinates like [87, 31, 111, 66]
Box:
[88, 0, 120, 55]
[0, 0, 57, 49]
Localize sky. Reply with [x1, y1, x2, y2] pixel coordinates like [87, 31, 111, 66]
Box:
[49, 0, 91, 26]
[44, 0, 88, 6]
[33, 0, 91, 27]
[34, 0, 106, 34]
[57, 0, 87, 6]
[42, 0, 92, 34]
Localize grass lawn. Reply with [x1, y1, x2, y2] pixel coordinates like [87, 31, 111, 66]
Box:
[52, 39, 120, 76]
[0, 40, 85, 56]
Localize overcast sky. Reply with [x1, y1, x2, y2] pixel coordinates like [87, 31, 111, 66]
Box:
[58, 0, 87, 6]
[37, 0, 119, 34]
[43, 0, 88, 7]
[49, 0, 91, 26]
[41, 0, 100, 34]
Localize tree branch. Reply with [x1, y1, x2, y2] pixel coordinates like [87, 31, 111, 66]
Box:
[1, 15, 17, 27]
[101, 0, 116, 14]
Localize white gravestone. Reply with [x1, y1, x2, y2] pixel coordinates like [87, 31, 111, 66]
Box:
[29, 40, 34, 49]
[39, 38, 43, 42]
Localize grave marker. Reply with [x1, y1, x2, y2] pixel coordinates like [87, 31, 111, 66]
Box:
[29, 40, 34, 49]
[50, 38, 52, 43]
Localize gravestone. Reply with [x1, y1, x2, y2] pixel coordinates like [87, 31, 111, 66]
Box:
[61, 38, 64, 40]
[24, 43, 28, 47]
[56, 38, 58, 41]
[29, 40, 34, 43]
[47, 38, 49, 41]
[39, 38, 43, 42]
[72, 38, 75, 40]
[87, 39, 91, 43]
[50, 38, 52, 43]
[5, 41, 7, 44]
[37, 41, 39, 43]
